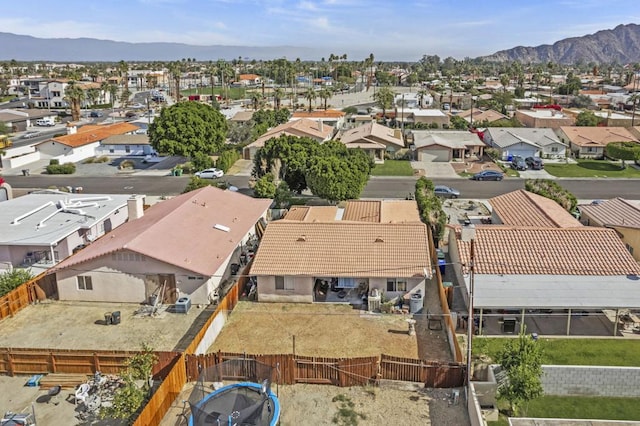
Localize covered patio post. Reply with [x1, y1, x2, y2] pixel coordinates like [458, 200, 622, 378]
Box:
[566, 308, 572, 336]
[520, 309, 525, 333]
[613, 308, 619, 336]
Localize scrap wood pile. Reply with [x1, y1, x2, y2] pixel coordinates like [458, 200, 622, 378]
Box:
[39, 373, 90, 389]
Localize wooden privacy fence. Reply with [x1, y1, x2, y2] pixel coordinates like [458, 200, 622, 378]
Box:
[380, 354, 465, 387]
[0, 348, 180, 377]
[133, 353, 187, 426]
[185, 351, 464, 388]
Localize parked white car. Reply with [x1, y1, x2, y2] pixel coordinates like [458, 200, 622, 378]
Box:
[195, 168, 224, 179]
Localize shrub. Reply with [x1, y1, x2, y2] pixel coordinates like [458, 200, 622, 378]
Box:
[84, 157, 96, 164]
[525, 179, 577, 212]
[49, 159, 60, 165]
[178, 161, 196, 174]
[216, 149, 240, 173]
[0, 269, 34, 297]
[119, 160, 135, 169]
[253, 174, 277, 198]
[46, 163, 76, 174]
[485, 148, 500, 161]
[191, 152, 213, 171]
[97, 156, 110, 163]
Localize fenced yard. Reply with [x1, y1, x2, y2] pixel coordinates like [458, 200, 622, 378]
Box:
[208, 302, 434, 359]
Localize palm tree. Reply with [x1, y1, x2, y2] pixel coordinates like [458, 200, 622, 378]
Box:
[273, 87, 285, 110]
[64, 82, 85, 121]
[417, 89, 427, 109]
[86, 88, 100, 106]
[303, 88, 315, 112]
[373, 86, 395, 120]
[318, 87, 333, 110]
[118, 60, 129, 93]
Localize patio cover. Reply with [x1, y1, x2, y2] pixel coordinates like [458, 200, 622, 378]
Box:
[472, 274, 640, 309]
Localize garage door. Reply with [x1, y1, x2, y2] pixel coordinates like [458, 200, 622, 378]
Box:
[419, 149, 450, 162]
[507, 149, 536, 159]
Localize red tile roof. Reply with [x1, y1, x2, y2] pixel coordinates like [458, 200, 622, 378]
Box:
[50, 123, 139, 148]
[251, 221, 430, 278]
[455, 226, 640, 276]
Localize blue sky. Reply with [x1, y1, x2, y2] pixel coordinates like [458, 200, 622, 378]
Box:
[1, 0, 638, 60]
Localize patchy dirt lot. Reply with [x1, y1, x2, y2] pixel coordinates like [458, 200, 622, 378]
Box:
[159, 382, 470, 426]
[209, 301, 452, 361]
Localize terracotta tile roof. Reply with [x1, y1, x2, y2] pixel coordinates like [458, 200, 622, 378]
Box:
[456, 226, 640, 276]
[338, 122, 404, 148]
[284, 201, 420, 223]
[49, 123, 139, 148]
[559, 126, 639, 147]
[292, 109, 346, 119]
[247, 118, 333, 150]
[250, 221, 431, 278]
[458, 109, 508, 123]
[239, 74, 260, 80]
[578, 198, 640, 229]
[52, 187, 272, 276]
[490, 190, 582, 228]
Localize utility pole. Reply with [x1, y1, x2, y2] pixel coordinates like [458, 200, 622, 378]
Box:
[466, 239, 476, 388]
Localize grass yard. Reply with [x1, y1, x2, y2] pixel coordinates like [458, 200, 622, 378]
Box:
[475, 337, 640, 366]
[208, 302, 419, 358]
[370, 160, 415, 176]
[488, 396, 640, 425]
[545, 159, 640, 178]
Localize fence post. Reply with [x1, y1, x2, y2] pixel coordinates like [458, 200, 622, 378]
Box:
[50, 352, 57, 373]
[7, 349, 15, 376]
[93, 353, 100, 373]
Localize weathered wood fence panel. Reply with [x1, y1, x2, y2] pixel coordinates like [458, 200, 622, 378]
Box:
[380, 354, 465, 387]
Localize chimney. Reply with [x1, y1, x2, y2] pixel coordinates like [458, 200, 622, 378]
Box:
[66, 123, 78, 135]
[127, 194, 145, 221]
[460, 223, 476, 242]
[393, 129, 402, 140]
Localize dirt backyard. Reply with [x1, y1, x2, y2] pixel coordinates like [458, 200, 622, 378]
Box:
[209, 301, 452, 360]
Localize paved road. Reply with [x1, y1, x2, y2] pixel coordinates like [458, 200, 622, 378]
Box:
[4, 174, 640, 200]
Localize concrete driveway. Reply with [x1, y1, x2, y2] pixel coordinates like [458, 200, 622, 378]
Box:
[412, 161, 461, 178]
[518, 168, 556, 179]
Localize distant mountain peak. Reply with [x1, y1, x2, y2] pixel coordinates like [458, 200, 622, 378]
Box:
[481, 23, 640, 64]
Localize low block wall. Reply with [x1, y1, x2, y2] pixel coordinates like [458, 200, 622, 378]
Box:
[542, 365, 640, 397]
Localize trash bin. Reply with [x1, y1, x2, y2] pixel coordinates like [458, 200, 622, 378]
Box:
[409, 292, 423, 314]
[22, 169, 30, 176]
[438, 259, 446, 275]
[111, 311, 121, 325]
[104, 312, 113, 325]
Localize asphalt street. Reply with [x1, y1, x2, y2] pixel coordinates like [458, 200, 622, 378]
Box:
[4, 174, 640, 200]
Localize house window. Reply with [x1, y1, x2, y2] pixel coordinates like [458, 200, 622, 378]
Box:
[626, 243, 634, 256]
[587, 147, 594, 153]
[52, 91, 61, 97]
[386, 278, 407, 292]
[275, 276, 294, 291]
[551, 147, 558, 152]
[77, 276, 93, 290]
[125, 145, 131, 153]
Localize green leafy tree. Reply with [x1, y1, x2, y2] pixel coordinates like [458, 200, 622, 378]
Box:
[450, 115, 469, 130]
[253, 174, 277, 198]
[495, 330, 544, 416]
[149, 102, 227, 157]
[100, 344, 157, 421]
[191, 152, 214, 171]
[216, 149, 240, 172]
[605, 142, 640, 168]
[0, 269, 34, 297]
[373, 86, 395, 119]
[305, 141, 372, 202]
[414, 177, 447, 242]
[183, 176, 214, 193]
[575, 110, 600, 127]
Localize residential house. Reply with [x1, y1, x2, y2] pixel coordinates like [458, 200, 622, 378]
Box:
[410, 130, 486, 162]
[515, 109, 574, 128]
[96, 134, 155, 157]
[51, 186, 272, 305]
[556, 126, 639, 159]
[629, 126, 640, 140]
[291, 109, 346, 130]
[35, 122, 139, 164]
[0, 109, 56, 132]
[0, 190, 133, 271]
[483, 128, 568, 160]
[448, 224, 640, 334]
[457, 109, 509, 126]
[236, 74, 262, 86]
[336, 121, 404, 163]
[397, 108, 449, 128]
[242, 118, 333, 160]
[251, 200, 431, 305]
[578, 198, 640, 261]
[489, 190, 582, 228]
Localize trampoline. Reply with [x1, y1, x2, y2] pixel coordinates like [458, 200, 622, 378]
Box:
[188, 359, 280, 426]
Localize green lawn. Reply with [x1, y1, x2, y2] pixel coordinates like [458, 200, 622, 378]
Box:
[545, 160, 640, 178]
[370, 160, 414, 176]
[475, 337, 640, 366]
[488, 396, 640, 425]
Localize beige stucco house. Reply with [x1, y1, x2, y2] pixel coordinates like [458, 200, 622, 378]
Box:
[578, 198, 640, 261]
[336, 121, 404, 163]
[556, 126, 639, 159]
[250, 201, 432, 306]
[51, 186, 272, 305]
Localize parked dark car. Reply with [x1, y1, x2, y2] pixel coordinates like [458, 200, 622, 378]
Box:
[90, 111, 104, 118]
[510, 156, 527, 171]
[472, 170, 504, 181]
[434, 185, 460, 198]
[525, 156, 544, 169]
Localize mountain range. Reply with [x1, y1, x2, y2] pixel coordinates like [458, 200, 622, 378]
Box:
[0, 24, 639, 64]
[481, 24, 640, 64]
